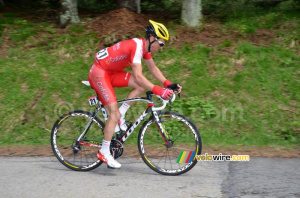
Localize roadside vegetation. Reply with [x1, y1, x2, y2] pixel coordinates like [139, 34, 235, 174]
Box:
[0, 3, 299, 149]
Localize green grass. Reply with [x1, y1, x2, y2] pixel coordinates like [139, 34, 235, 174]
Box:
[0, 9, 299, 148]
[68, 24, 85, 34]
[223, 9, 300, 38]
[164, 42, 299, 147]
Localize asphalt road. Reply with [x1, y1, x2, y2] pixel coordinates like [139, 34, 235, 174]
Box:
[0, 157, 299, 198]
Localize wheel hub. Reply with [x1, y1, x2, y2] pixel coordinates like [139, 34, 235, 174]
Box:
[71, 144, 81, 153]
[166, 140, 174, 148]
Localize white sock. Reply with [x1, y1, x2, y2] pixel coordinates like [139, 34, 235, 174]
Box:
[100, 140, 111, 155]
[114, 103, 131, 132]
[119, 102, 130, 124]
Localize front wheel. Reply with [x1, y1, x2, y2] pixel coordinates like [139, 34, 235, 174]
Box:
[51, 110, 105, 171]
[138, 111, 202, 176]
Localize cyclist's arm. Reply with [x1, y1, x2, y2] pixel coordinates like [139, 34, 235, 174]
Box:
[132, 62, 175, 98]
[145, 58, 182, 93]
[144, 58, 167, 84]
[131, 63, 155, 90]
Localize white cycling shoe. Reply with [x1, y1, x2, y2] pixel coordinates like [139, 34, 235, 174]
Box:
[97, 151, 121, 169]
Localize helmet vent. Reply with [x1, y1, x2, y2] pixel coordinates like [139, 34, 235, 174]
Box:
[158, 28, 166, 37]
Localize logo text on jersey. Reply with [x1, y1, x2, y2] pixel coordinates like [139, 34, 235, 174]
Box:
[113, 42, 121, 51]
[110, 55, 128, 63]
[96, 82, 110, 102]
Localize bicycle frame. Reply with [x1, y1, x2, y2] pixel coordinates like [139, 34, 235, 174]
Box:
[76, 93, 176, 146]
[101, 97, 154, 143]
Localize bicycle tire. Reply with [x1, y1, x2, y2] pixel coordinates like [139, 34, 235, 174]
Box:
[138, 111, 202, 176]
[51, 110, 105, 171]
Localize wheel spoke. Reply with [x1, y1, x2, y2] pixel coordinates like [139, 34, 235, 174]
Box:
[51, 111, 104, 171]
[139, 112, 202, 175]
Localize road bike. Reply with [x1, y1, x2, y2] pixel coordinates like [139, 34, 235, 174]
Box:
[51, 81, 202, 176]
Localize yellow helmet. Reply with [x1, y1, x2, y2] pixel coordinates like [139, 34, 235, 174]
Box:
[146, 20, 169, 41]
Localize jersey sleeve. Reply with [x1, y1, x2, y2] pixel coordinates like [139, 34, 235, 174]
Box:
[143, 52, 152, 60]
[131, 38, 143, 64]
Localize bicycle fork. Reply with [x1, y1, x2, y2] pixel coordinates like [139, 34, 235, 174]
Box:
[152, 111, 173, 148]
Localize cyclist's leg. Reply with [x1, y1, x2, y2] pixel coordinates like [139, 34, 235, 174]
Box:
[110, 71, 145, 106]
[89, 65, 121, 139]
[110, 71, 145, 130]
[88, 65, 121, 168]
[126, 74, 145, 105]
[102, 102, 120, 140]
[109, 71, 133, 130]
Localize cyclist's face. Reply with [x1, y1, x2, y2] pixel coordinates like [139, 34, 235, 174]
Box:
[151, 37, 165, 54]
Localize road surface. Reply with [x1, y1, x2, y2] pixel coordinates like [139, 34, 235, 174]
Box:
[0, 157, 299, 198]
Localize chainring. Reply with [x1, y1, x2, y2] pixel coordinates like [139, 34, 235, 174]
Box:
[110, 139, 124, 159]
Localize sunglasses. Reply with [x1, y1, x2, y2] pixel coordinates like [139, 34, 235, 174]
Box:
[155, 38, 165, 47]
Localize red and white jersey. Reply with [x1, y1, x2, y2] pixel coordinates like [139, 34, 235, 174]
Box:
[94, 38, 152, 72]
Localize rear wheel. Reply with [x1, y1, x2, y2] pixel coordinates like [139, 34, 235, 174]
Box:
[138, 111, 202, 176]
[51, 110, 105, 171]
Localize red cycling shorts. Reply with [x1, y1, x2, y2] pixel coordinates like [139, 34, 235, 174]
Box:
[88, 64, 131, 105]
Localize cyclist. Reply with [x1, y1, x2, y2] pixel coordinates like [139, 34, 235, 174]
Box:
[88, 20, 182, 168]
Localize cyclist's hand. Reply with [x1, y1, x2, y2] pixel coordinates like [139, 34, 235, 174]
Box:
[161, 88, 173, 99]
[152, 85, 174, 99]
[167, 83, 182, 93]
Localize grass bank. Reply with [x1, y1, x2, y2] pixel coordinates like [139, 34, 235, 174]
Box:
[0, 9, 299, 149]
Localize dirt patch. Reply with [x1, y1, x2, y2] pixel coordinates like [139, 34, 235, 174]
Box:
[86, 8, 149, 48]
[171, 23, 275, 51]
[0, 28, 11, 58]
[96, 9, 275, 48]
[249, 29, 275, 46]
[0, 145, 298, 158]
[85, 10, 236, 49]
[1, 8, 276, 55]
[85, 8, 275, 50]
[172, 23, 231, 47]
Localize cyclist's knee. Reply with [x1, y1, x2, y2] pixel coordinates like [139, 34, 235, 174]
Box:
[129, 76, 145, 92]
[134, 86, 145, 94]
[105, 103, 121, 122]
